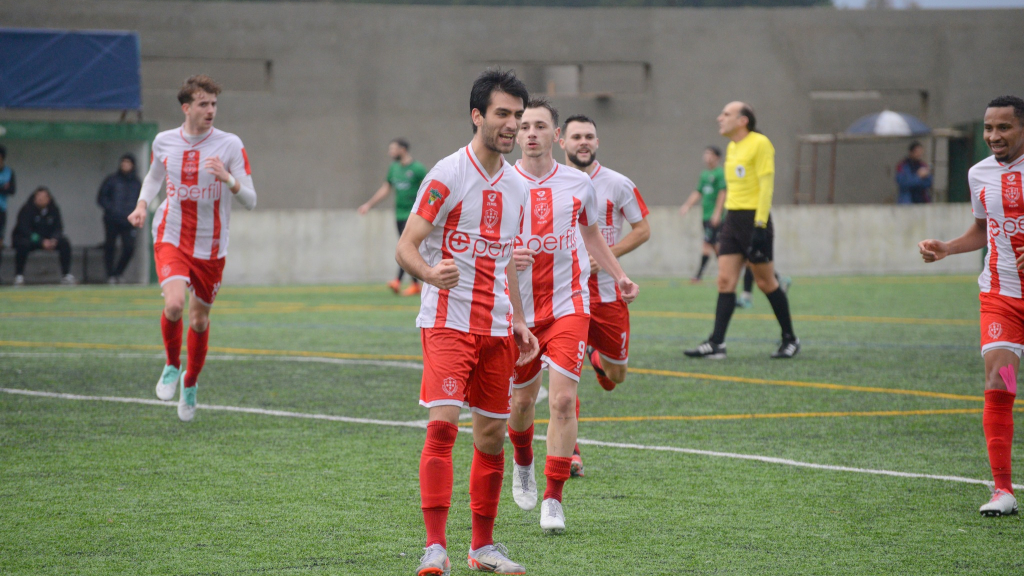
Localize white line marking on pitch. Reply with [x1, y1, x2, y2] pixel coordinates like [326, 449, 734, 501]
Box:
[2, 386, 1016, 490]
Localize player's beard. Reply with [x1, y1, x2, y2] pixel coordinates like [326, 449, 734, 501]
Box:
[482, 121, 515, 155]
[568, 149, 596, 168]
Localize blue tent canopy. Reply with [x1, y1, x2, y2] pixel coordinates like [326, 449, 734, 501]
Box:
[0, 28, 142, 110]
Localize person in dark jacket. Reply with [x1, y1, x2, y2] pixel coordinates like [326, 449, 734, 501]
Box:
[896, 141, 933, 204]
[97, 153, 142, 283]
[0, 145, 16, 281]
[13, 186, 74, 286]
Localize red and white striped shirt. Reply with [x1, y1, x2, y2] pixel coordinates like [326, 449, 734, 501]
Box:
[513, 161, 598, 326]
[414, 145, 528, 337]
[587, 162, 649, 304]
[971, 154, 1024, 297]
[144, 127, 256, 260]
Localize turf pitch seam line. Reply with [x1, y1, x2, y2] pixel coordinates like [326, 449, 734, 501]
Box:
[2, 386, 1018, 491]
[0, 340, 983, 402]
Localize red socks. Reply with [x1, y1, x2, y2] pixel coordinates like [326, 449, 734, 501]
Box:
[507, 425, 534, 466]
[183, 327, 209, 388]
[469, 447, 504, 550]
[984, 389, 1015, 494]
[420, 421, 458, 548]
[544, 455, 572, 502]
[161, 313, 182, 369]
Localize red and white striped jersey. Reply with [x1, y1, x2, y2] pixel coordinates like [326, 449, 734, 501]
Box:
[513, 161, 598, 326]
[587, 162, 649, 304]
[147, 127, 255, 260]
[971, 154, 1024, 297]
[414, 145, 529, 337]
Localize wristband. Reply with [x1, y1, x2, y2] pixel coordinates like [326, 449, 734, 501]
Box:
[226, 174, 237, 189]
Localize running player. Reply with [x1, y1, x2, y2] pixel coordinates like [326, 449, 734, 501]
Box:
[358, 138, 427, 296]
[396, 69, 539, 576]
[679, 146, 725, 283]
[918, 95, 1024, 517]
[558, 114, 650, 476]
[684, 102, 798, 360]
[507, 100, 638, 534]
[127, 75, 257, 422]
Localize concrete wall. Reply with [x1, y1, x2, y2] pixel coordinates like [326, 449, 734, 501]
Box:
[1, 1, 1022, 215]
[222, 204, 979, 284]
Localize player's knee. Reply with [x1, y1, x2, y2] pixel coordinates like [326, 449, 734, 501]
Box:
[754, 275, 777, 293]
[189, 315, 209, 333]
[510, 390, 534, 414]
[607, 365, 627, 384]
[549, 390, 576, 417]
[163, 301, 184, 320]
[986, 365, 1014, 391]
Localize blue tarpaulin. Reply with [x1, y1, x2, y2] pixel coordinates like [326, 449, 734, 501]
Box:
[0, 28, 142, 110]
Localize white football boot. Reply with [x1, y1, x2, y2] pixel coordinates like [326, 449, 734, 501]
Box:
[539, 498, 565, 534]
[155, 364, 180, 401]
[511, 460, 537, 511]
[177, 373, 197, 422]
[416, 544, 451, 576]
[467, 543, 525, 574]
[979, 489, 1018, 517]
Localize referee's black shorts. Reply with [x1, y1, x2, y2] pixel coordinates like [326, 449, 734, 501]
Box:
[718, 209, 774, 264]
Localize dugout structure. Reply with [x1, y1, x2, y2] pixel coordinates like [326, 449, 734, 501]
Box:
[0, 28, 158, 283]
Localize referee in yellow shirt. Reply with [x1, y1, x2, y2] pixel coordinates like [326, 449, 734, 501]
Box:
[685, 102, 799, 359]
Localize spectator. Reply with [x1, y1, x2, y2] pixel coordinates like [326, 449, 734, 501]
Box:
[0, 144, 15, 281]
[896, 141, 933, 204]
[13, 186, 74, 286]
[97, 153, 141, 283]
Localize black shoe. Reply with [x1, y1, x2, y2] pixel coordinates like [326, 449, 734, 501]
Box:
[771, 338, 800, 359]
[684, 340, 726, 359]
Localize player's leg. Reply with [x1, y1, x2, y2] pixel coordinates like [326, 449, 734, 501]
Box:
[416, 329, 474, 576]
[749, 260, 799, 358]
[177, 293, 210, 422]
[389, 219, 405, 294]
[737, 266, 754, 308]
[587, 301, 630, 389]
[685, 253, 743, 358]
[693, 221, 714, 282]
[981, 347, 1019, 516]
[464, 335, 525, 574]
[508, 365, 543, 511]
[156, 278, 187, 401]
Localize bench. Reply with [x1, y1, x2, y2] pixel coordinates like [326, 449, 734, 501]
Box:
[0, 245, 144, 285]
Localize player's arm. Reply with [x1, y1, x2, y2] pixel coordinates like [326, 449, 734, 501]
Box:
[580, 223, 638, 303]
[359, 181, 394, 215]
[919, 219, 987, 263]
[205, 153, 256, 210]
[505, 261, 539, 365]
[678, 190, 701, 216]
[395, 213, 459, 289]
[610, 218, 650, 260]
[711, 187, 727, 226]
[128, 153, 167, 228]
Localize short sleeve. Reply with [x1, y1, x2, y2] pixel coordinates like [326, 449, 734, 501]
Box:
[755, 137, 776, 176]
[619, 178, 648, 224]
[969, 170, 986, 219]
[228, 138, 250, 177]
[715, 169, 727, 192]
[414, 176, 454, 225]
[578, 180, 599, 227]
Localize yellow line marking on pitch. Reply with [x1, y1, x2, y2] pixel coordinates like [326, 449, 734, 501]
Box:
[630, 310, 974, 327]
[0, 340, 981, 401]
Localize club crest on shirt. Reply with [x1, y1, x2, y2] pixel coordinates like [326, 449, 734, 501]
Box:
[534, 202, 550, 219]
[989, 322, 1003, 340]
[427, 188, 444, 206]
[442, 377, 458, 397]
[735, 165, 746, 178]
[484, 208, 500, 229]
[1003, 172, 1022, 206]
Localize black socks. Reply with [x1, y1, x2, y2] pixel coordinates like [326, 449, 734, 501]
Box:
[710, 292, 737, 344]
[765, 287, 796, 341]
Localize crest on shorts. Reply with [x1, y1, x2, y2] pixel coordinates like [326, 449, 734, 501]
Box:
[735, 165, 746, 178]
[989, 322, 1004, 340]
[484, 208, 499, 228]
[442, 377, 458, 397]
[161, 264, 172, 277]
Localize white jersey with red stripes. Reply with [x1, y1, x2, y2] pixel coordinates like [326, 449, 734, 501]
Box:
[513, 160, 598, 326]
[971, 154, 1024, 297]
[414, 145, 528, 337]
[149, 127, 253, 260]
[587, 161, 649, 304]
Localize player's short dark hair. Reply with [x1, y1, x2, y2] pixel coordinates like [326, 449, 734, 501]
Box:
[177, 75, 222, 105]
[526, 98, 559, 128]
[469, 68, 529, 133]
[987, 95, 1024, 125]
[739, 104, 758, 133]
[563, 114, 596, 133]
[391, 138, 410, 151]
[908, 140, 923, 152]
[706, 146, 722, 158]
[0, 144, 6, 160]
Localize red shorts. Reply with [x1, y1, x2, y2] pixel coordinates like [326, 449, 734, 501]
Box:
[420, 328, 517, 418]
[513, 314, 590, 386]
[980, 292, 1024, 357]
[587, 300, 630, 365]
[154, 243, 226, 306]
